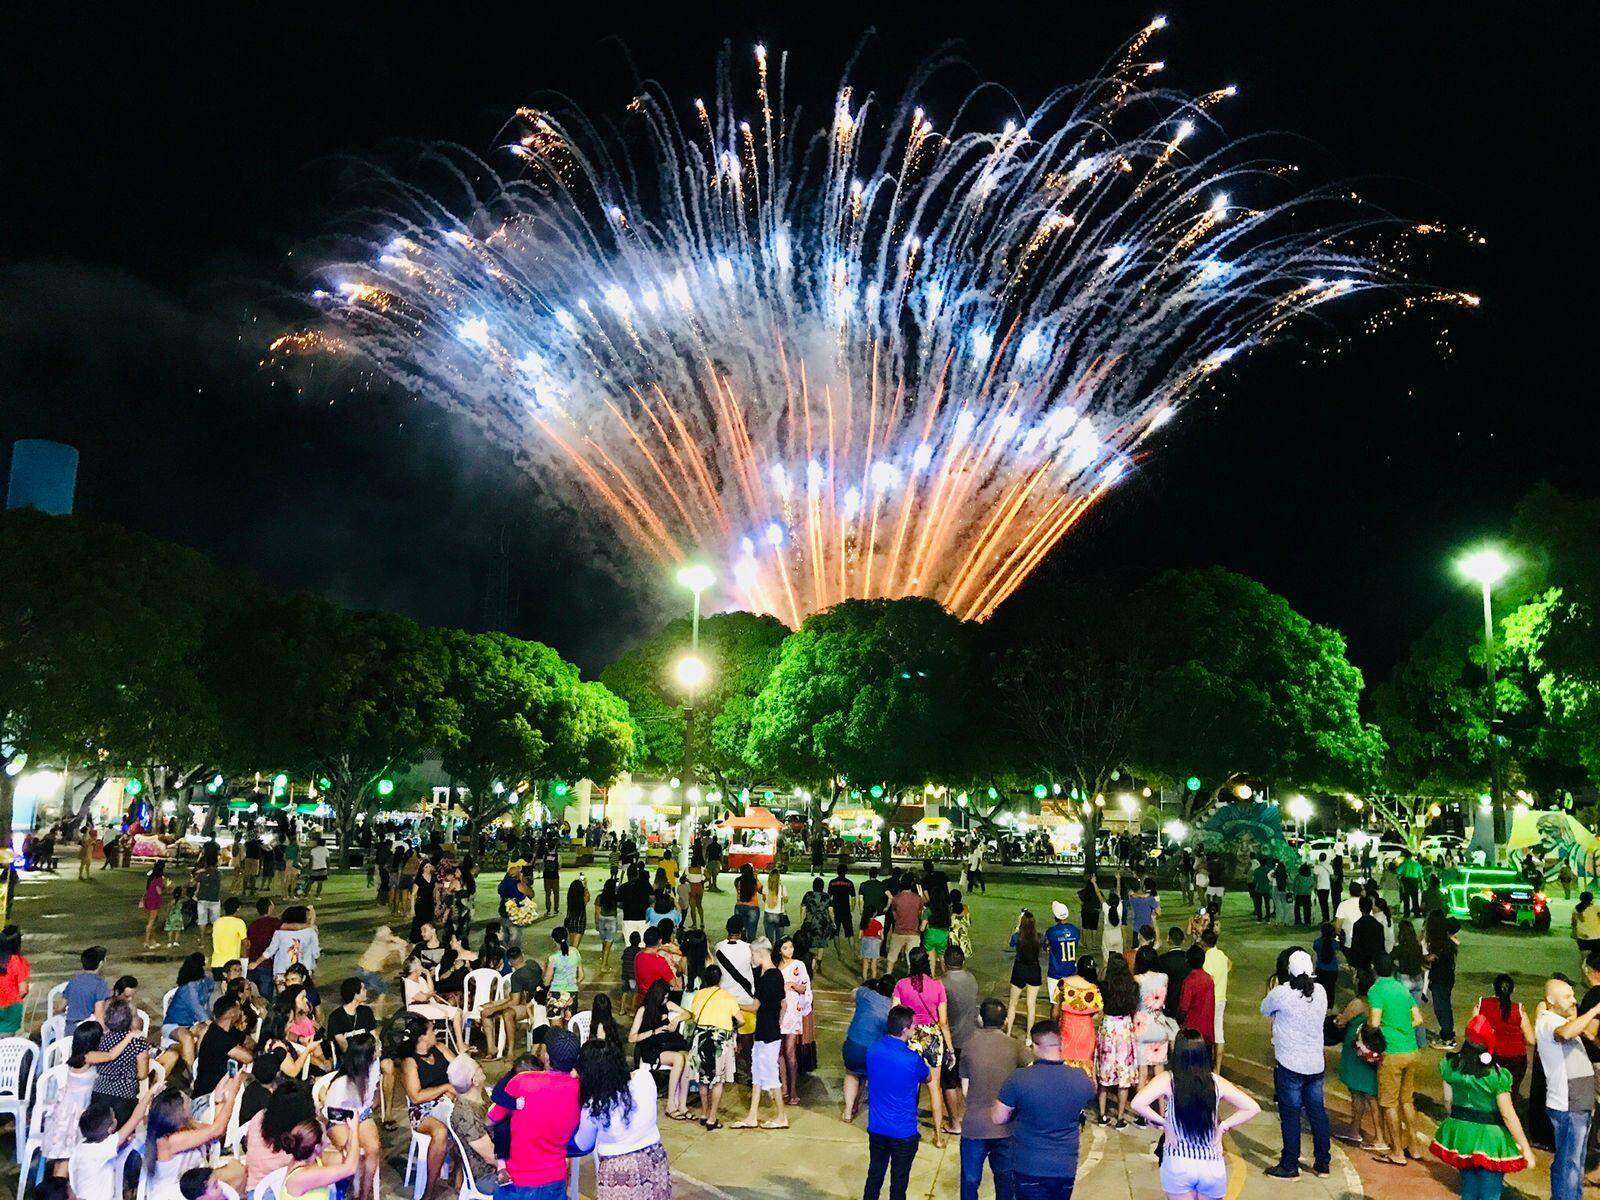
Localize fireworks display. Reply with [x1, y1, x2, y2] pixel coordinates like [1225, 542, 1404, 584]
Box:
[304, 19, 1474, 625]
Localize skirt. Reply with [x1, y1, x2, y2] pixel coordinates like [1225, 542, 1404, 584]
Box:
[566, 908, 588, 934]
[596, 1143, 672, 1200]
[690, 1026, 733, 1085]
[1096, 1015, 1137, 1088]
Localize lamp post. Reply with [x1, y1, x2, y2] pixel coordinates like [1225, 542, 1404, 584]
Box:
[675, 564, 714, 871]
[1457, 547, 1511, 857]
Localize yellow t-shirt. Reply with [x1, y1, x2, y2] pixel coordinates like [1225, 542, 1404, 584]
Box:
[212, 915, 250, 968]
[660, 857, 680, 888]
[688, 987, 741, 1031]
[1203, 946, 1231, 999]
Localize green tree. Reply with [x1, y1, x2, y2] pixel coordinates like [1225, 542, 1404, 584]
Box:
[600, 611, 788, 797]
[747, 598, 973, 866]
[0, 509, 236, 833]
[1129, 567, 1383, 816]
[983, 594, 1148, 874]
[212, 594, 457, 864]
[441, 631, 636, 851]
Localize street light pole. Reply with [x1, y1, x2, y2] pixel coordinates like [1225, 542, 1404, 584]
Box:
[1457, 547, 1510, 859]
[675, 565, 714, 872]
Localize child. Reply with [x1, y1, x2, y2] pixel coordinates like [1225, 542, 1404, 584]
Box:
[163, 885, 188, 948]
[142, 864, 167, 949]
[69, 1095, 151, 1200]
[860, 911, 884, 981]
[620, 931, 642, 997]
[41, 1022, 104, 1171]
[1102, 891, 1125, 962]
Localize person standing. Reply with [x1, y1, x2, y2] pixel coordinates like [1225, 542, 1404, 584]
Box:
[735, 939, 788, 1130]
[942, 946, 980, 1135]
[959, 999, 1027, 1200]
[1131, 1029, 1261, 1199]
[1367, 952, 1427, 1165]
[1076, 876, 1102, 958]
[894, 949, 953, 1147]
[966, 842, 986, 895]
[993, 1020, 1097, 1200]
[829, 864, 857, 946]
[304, 837, 330, 898]
[1429, 1013, 1534, 1200]
[1157, 928, 1191, 1023]
[1424, 911, 1461, 1051]
[1473, 974, 1535, 1104]
[1177, 943, 1216, 1050]
[1293, 865, 1315, 927]
[1260, 949, 1331, 1179]
[1043, 901, 1082, 1013]
[1007, 911, 1044, 1037]
[1201, 929, 1231, 1070]
[1313, 855, 1334, 924]
[863, 1006, 930, 1200]
[542, 839, 562, 917]
[1095, 955, 1139, 1127]
[1536, 977, 1600, 1200]
[886, 879, 925, 973]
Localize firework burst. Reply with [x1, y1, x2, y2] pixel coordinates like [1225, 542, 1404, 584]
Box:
[303, 19, 1473, 625]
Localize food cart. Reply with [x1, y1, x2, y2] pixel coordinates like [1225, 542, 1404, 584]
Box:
[719, 806, 781, 870]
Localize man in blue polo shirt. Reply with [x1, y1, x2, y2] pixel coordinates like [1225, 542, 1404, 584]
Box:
[864, 1005, 930, 1200]
[994, 1021, 1096, 1200]
[1044, 900, 1081, 1012]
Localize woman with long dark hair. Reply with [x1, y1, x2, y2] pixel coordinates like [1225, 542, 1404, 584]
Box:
[1097, 953, 1140, 1126]
[141, 862, 167, 949]
[629, 979, 689, 1117]
[1332, 966, 1385, 1148]
[1131, 1029, 1261, 1199]
[325, 1032, 382, 1200]
[143, 1078, 246, 1194]
[41, 1021, 109, 1170]
[922, 885, 952, 975]
[775, 935, 813, 1105]
[573, 991, 621, 1046]
[565, 875, 591, 950]
[1259, 948, 1331, 1179]
[1394, 920, 1428, 1050]
[893, 948, 954, 1148]
[1472, 974, 1535, 1103]
[1133, 945, 1172, 1092]
[1428, 1014, 1534, 1200]
[595, 874, 620, 972]
[735, 865, 762, 941]
[577, 1038, 672, 1199]
[1006, 910, 1043, 1036]
[393, 1011, 457, 1200]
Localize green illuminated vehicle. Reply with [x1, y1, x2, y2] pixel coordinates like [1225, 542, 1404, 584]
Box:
[1443, 867, 1551, 931]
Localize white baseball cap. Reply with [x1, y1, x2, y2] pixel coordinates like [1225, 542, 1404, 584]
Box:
[1051, 900, 1070, 922]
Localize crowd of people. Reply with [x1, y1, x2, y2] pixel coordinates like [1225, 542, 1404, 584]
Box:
[15, 818, 1600, 1200]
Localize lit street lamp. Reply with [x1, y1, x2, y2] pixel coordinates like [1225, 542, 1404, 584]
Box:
[1287, 794, 1313, 837]
[1457, 546, 1511, 856]
[675, 564, 713, 870]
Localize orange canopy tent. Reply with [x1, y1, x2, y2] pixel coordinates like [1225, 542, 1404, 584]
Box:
[718, 805, 781, 831]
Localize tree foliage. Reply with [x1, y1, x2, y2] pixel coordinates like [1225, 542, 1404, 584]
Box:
[599, 611, 788, 794]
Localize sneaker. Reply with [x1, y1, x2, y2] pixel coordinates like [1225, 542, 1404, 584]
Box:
[1264, 1165, 1301, 1180]
[1311, 1165, 1332, 1178]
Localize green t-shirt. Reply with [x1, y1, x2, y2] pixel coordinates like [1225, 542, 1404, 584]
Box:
[1398, 859, 1424, 881]
[1292, 873, 1315, 896]
[1366, 975, 1417, 1051]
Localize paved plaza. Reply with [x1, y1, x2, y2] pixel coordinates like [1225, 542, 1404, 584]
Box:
[7, 860, 1580, 1199]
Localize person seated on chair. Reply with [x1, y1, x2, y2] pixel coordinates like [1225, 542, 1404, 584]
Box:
[479, 948, 541, 1057]
[394, 1013, 458, 1200]
[446, 1056, 500, 1197]
[272, 1111, 362, 1200]
[402, 957, 466, 1050]
[143, 1076, 249, 1197]
[324, 1033, 383, 1200]
[178, 1165, 228, 1200]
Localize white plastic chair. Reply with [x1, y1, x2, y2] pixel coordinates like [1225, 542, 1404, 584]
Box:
[38, 1015, 67, 1062]
[0, 1037, 38, 1161]
[461, 969, 504, 1054]
[44, 981, 69, 1021]
[16, 1063, 68, 1199]
[402, 1098, 454, 1200]
[161, 988, 178, 1023]
[39, 1039, 71, 1074]
[131, 1007, 152, 1038]
[252, 1164, 289, 1200]
[443, 1114, 495, 1200]
[144, 1056, 168, 1096]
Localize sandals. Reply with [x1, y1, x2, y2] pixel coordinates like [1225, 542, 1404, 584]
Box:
[702, 1119, 723, 1131]
[760, 1120, 790, 1130]
[1372, 1153, 1409, 1165]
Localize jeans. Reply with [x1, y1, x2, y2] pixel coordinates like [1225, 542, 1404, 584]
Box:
[960, 1137, 1015, 1200]
[1432, 979, 1456, 1041]
[1014, 1176, 1074, 1200]
[741, 905, 761, 942]
[1273, 1064, 1331, 1173]
[1294, 895, 1312, 926]
[494, 1182, 567, 1200]
[1317, 889, 1331, 923]
[1460, 1166, 1506, 1200]
[249, 964, 276, 1002]
[764, 913, 785, 943]
[1549, 1107, 1591, 1200]
[864, 1133, 920, 1200]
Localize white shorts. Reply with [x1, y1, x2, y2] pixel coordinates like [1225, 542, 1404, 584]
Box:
[1160, 1155, 1228, 1199]
[1213, 998, 1226, 1045]
[752, 1039, 781, 1090]
[196, 900, 222, 925]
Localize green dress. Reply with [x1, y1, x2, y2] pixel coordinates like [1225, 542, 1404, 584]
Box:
[1338, 1014, 1378, 1097]
[1429, 1061, 1526, 1173]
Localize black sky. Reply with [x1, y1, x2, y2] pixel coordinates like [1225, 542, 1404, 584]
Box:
[2, 3, 1594, 675]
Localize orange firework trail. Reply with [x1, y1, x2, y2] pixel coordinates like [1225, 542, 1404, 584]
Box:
[305, 19, 1470, 624]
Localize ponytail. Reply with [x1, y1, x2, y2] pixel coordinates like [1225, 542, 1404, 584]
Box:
[553, 926, 570, 956]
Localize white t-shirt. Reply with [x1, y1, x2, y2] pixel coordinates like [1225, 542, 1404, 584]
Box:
[308, 845, 330, 872]
[576, 1067, 661, 1158]
[69, 1137, 122, 1200]
[1335, 897, 1364, 944]
[1312, 862, 1332, 890]
[1537, 1009, 1597, 1113]
[712, 939, 754, 1006]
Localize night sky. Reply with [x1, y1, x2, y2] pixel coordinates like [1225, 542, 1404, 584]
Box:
[3, 4, 1592, 675]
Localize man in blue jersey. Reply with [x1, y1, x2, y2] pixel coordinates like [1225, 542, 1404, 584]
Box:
[1044, 900, 1081, 1014]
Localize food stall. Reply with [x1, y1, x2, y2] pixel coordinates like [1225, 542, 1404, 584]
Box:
[719, 805, 782, 870]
